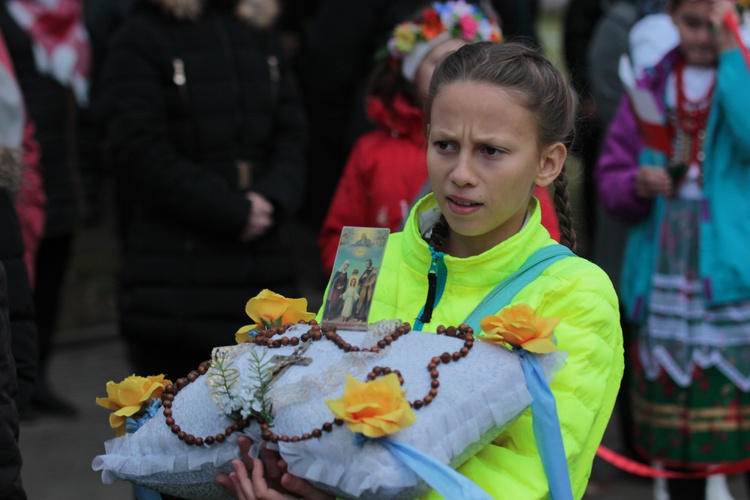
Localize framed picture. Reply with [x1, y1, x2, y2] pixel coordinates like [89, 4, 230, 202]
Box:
[321, 227, 390, 330]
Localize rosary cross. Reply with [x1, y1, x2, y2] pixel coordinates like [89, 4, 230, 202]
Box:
[268, 340, 314, 385]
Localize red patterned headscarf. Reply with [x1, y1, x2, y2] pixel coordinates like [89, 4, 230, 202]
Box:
[6, 0, 91, 105]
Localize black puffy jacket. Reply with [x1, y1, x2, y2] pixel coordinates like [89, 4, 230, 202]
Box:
[100, 0, 308, 376]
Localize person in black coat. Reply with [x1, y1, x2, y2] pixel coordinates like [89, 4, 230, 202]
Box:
[0, 0, 97, 416]
[98, 0, 308, 380]
[0, 144, 34, 500]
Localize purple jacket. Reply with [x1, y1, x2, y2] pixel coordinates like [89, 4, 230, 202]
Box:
[594, 47, 681, 224]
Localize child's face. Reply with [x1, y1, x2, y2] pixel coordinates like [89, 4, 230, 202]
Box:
[427, 81, 564, 257]
[670, 0, 720, 66]
[413, 38, 467, 104]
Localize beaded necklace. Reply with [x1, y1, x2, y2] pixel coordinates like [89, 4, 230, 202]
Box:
[668, 58, 715, 188]
[161, 321, 475, 447]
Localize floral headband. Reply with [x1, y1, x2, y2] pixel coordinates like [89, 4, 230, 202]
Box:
[385, 0, 502, 81]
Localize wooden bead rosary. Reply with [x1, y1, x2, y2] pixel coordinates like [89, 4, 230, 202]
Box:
[160, 321, 475, 446]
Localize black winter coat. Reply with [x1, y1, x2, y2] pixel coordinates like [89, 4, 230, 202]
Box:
[100, 0, 308, 376]
[0, 184, 33, 499]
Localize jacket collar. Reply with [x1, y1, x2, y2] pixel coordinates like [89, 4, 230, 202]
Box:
[365, 94, 424, 145]
[147, 0, 278, 28]
[401, 194, 552, 287]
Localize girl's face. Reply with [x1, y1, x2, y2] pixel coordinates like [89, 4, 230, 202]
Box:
[427, 82, 565, 258]
[413, 38, 467, 104]
[670, 0, 719, 66]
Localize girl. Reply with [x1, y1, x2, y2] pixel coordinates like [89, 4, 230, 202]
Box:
[339, 278, 358, 322]
[317, 0, 561, 276]
[596, 1, 750, 498]
[218, 42, 623, 500]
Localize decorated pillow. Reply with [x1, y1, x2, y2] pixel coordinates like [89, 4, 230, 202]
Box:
[92, 291, 566, 500]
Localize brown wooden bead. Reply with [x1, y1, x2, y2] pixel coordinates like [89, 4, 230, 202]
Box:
[205, 436, 215, 445]
[215, 434, 226, 443]
[312, 331, 322, 341]
[429, 389, 438, 397]
[413, 400, 424, 409]
[334, 418, 345, 426]
[272, 340, 281, 348]
[436, 325, 446, 334]
[225, 427, 234, 436]
[343, 343, 352, 352]
[301, 334, 311, 342]
[383, 367, 392, 375]
[291, 436, 300, 443]
[195, 437, 204, 446]
[431, 357, 441, 365]
[261, 430, 273, 441]
[377, 340, 387, 348]
[280, 436, 290, 443]
[460, 347, 470, 357]
[322, 422, 333, 432]
[198, 365, 208, 375]
[162, 401, 172, 409]
[270, 434, 279, 444]
[171, 424, 181, 434]
[351, 345, 360, 352]
[290, 336, 300, 346]
[163, 408, 173, 417]
[176, 378, 188, 389]
[384, 335, 393, 344]
[312, 429, 322, 438]
[431, 379, 440, 388]
[177, 431, 186, 440]
[452, 351, 461, 361]
[280, 337, 290, 346]
[187, 373, 197, 382]
[423, 395, 433, 405]
[370, 347, 380, 353]
[165, 417, 175, 426]
[440, 352, 452, 364]
[185, 435, 196, 445]
[301, 433, 311, 440]
[446, 326, 457, 337]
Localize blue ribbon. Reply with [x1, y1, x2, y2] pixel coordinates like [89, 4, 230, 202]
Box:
[517, 349, 573, 500]
[354, 434, 492, 500]
[133, 484, 162, 500]
[125, 398, 162, 434]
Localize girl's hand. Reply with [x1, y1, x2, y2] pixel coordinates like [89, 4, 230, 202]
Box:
[635, 166, 672, 199]
[711, 0, 739, 52]
[216, 435, 333, 500]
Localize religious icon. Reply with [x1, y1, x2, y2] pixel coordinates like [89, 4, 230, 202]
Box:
[321, 227, 390, 330]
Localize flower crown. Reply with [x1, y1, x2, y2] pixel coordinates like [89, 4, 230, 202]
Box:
[386, 0, 502, 61]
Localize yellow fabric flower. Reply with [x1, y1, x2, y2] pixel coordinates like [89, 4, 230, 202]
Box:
[480, 304, 560, 353]
[96, 374, 172, 436]
[235, 289, 316, 343]
[393, 23, 417, 54]
[325, 374, 416, 438]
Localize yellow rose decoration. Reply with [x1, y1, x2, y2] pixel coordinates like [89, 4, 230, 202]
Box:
[479, 304, 560, 354]
[325, 373, 416, 438]
[235, 289, 316, 344]
[96, 374, 172, 436]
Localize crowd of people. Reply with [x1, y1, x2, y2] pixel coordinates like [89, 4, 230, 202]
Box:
[1, 0, 749, 499]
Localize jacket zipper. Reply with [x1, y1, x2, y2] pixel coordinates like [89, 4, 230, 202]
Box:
[415, 248, 446, 330]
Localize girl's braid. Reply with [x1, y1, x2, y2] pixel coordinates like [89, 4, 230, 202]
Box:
[553, 165, 577, 252]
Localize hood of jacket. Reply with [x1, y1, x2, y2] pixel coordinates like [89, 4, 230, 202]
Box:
[148, 0, 279, 28]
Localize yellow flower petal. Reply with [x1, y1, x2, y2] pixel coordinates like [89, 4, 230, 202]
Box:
[480, 304, 560, 352]
[325, 374, 416, 438]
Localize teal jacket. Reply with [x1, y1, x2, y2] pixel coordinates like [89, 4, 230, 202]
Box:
[596, 48, 750, 322]
[367, 194, 623, 499]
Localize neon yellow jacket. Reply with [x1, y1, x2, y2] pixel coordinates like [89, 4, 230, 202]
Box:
[368, 194, 623, 499]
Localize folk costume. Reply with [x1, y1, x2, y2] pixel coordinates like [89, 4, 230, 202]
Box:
[597, 46, 750, 465]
